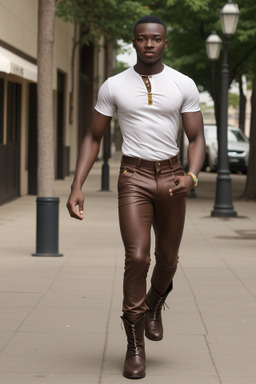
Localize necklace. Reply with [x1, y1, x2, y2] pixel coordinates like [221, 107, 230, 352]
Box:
[140, 75, 153, 105]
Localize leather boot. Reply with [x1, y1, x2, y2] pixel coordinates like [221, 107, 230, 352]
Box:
[121, 315, 146, 379]
[145, 282, 173, 341]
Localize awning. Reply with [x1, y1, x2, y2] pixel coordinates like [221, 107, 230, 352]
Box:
[0, 46, 37, 82]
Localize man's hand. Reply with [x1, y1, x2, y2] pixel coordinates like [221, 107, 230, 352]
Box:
[66, 187, 84, 220]
[66, 111, 112, 221]
[169, 175, 193, 197]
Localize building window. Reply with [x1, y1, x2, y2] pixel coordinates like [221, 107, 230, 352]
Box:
[7, 81, 21, 144]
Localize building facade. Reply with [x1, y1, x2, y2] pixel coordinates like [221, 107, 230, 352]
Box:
[0, 0, 107, 204]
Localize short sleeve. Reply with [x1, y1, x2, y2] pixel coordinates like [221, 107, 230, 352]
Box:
[181, 77, 200, 113]
[95, 79, 116, 117]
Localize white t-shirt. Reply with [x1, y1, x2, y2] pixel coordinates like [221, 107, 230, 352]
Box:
[95, 65, 200, 160]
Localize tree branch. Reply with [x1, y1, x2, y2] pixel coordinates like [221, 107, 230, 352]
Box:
[231, 43, 256, 80]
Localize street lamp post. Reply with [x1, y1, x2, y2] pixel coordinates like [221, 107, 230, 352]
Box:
[210, 0, 239, 217]
[205, 31, 222, 130]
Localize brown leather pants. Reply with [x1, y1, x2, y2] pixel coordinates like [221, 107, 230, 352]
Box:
[118, 155, 186, 322]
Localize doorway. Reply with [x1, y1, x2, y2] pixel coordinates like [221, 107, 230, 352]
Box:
[0, 79, 21, 204]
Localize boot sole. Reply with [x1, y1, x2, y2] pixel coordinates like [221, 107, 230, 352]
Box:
[123, 372, 146, 379]
[145, 332, 163, 341]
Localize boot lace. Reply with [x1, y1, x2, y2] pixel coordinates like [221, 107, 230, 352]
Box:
[120, 317, 140, 355]
[153, 298, 169, 321]
[131, 323, 139, 354]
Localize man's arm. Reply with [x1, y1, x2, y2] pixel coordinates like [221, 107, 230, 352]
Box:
[169, 111, 205, 197]
[66, 110, 112, 220]
[183, 111, 206, 177]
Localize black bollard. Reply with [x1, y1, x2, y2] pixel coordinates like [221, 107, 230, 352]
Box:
[32, 197, 63, 257]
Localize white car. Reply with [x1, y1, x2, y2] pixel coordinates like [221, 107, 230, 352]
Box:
[182, 125, 249, 173]
[203, 125, 249, 173]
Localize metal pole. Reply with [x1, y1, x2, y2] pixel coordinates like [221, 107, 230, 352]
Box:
[211, 36, 237, 217]
[101, 126, 110, 191]
[210, 61, 220, 141]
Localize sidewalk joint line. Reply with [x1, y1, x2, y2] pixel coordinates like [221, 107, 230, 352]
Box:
[179, 264, 222, 383]
[98, 244, 120, 384]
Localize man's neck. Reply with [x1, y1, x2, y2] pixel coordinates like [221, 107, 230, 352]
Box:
[133, 62, 164, 76]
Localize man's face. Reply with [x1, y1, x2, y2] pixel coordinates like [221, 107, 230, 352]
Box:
[132, 23, 168, 65]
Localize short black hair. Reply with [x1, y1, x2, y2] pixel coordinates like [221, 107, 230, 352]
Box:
[134, 15, 167, 34]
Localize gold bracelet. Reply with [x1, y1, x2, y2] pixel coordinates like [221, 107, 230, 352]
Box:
[187, 172, 198, 187]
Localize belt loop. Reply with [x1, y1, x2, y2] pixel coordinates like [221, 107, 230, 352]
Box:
[136, 158, 141, 168]
[168, 158, 172, 168]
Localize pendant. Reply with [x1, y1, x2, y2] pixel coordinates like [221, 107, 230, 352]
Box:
[148, 93, 153, 105]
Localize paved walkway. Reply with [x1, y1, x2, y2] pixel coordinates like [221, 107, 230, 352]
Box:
[0, 154, 256, 384]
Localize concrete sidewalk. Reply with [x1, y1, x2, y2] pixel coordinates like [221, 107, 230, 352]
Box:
[0, 154, 256, 384]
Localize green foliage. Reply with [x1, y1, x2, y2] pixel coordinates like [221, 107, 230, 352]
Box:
[146, 0, 256, 96]
[228, 92, 239, 108]
[56, 0, 256, 86]
[56, 0, 150, 45]
[166, 0, 210, 12]
[115, 61, 129, 74]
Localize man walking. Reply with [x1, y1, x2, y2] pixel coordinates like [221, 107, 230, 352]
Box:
[67, 15, 205, 379]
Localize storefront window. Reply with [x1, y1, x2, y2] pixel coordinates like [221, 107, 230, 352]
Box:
[0, 78, 4, 144]
[7, 81, 21, 144]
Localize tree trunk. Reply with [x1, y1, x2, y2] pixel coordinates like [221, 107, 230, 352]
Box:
[37, 0, 58, 196]
[239, 76, 246, 133]
[243, 74, 256, 199]
[34, 0, 62, 257]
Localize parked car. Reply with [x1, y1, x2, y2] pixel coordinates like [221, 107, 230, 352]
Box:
[182, 124, 249, 173]
[203, 125, 249, 173]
